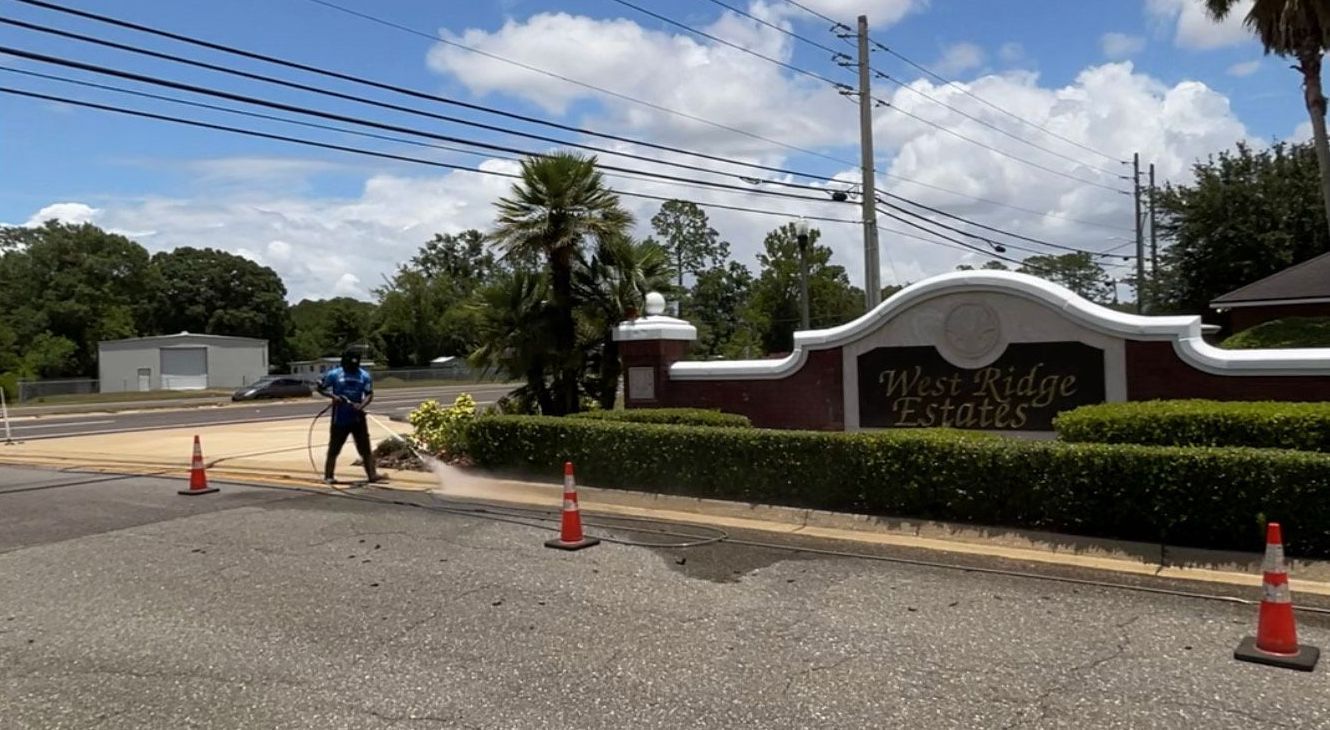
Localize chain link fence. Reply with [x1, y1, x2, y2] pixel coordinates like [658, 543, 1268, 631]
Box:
[370, 367, 504, 386]
[17, 378, 99, 403]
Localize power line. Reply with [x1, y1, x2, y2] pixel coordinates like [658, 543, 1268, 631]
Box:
[0, 65, 843, 205]
[875, 207, 1024, 265]
[13, 0, 1131, 234]
[775, 0, 1126, 165]
[869, 40, 1126, 165]
[0, 85, 866, 227]
[606, 0, 848, 89]
[5, 2, 841, 187]
[0, 23, 854, 195]
[0, 50, 857, 209]
[871, 97, 1130, 193]
[611, 0, 1126, 193]
[708, 0, 1122, 179]
[2, 46, 1133, 261]
[5, 84, 1071, 270]
[698, 0, 843, 55]
[2, 39, 1132, 262]
[300, 0, 855, 170]
[872, 71, 1126, 179]
[877, 192, 1135, 259]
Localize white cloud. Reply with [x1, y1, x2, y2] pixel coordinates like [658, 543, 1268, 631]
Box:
[1100, 32, 1146, 59]
[1147, 0, 1254, 50]
[24, 202, 99, 227]
[770, 0, 927, 28]
[1291, 120, 1313, 142]
[998, 42, 1026, 64]
[932, 42, 985, 77]
[1227, 59, 1261, 77]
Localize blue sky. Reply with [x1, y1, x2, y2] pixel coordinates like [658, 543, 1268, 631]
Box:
[0, 0, 1295, 299]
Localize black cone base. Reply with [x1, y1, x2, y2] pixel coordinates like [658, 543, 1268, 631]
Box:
[1234, 636, 1320, 671]
[544, 536, 600, 551]
[178, 487, 219, 496]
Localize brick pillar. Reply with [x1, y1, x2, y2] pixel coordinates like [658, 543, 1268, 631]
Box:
[612, 292, 697, 409]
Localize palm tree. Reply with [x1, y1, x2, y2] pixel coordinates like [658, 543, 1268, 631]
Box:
[468, 270, 557, 415]
[574, 236, 674, 410]
[1206, 0, 1330, 233]
[490, 153, 633, 415]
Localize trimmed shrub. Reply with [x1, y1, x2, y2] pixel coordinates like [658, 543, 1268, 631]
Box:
[468, 415, 1330, 556]
[569, 407, 753, 428]
[1222, 317, 1330, 350]
[1055, 400, 1330, 452]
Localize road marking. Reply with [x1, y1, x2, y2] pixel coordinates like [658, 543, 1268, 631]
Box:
[12, 420, 115, 430]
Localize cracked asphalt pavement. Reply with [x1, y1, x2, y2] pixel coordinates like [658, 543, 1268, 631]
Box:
[2, 465, 1329, 729]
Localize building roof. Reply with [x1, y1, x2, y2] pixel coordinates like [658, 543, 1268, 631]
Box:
[99, 331, 267, 346]
[1211, 251, 1330, 309]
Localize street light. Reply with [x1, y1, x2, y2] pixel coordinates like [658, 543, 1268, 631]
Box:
[795, 217, 811, 331]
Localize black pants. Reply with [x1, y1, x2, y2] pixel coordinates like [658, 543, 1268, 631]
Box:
[326, 416, 376, 481]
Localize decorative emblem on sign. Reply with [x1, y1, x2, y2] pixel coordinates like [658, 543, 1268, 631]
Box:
[943, 303, 1000, 359]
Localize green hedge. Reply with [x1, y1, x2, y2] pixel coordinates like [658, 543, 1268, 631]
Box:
[468, 415, 1330, 556]
[1221, 316, 1330, 350]
[568, 408, 753, 428]
[1055, 400, 1330, 452]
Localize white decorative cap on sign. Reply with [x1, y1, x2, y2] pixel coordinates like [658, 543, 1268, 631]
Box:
[613, 291, 696, 342]
[644, 291, 666, 316]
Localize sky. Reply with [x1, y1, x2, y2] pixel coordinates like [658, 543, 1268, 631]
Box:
[0, 0, 1303, 302]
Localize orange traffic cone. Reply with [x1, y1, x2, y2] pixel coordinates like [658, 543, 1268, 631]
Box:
[178, 435, 219, 496]
[544, 461, 599, 551]
[1234, 522, 1319, 671]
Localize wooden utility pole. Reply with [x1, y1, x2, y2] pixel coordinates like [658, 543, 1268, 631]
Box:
[1148, 163, 1158, 276]
[1133, 153, 1145, 314]
[856, 15, 881, 309]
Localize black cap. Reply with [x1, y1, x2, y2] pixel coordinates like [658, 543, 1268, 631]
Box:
[340, 349, 361, 371]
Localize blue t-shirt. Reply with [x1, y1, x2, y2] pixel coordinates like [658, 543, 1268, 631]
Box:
[321, 366, 373, 426]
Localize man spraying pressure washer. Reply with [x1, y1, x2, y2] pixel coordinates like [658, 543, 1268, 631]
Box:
[317, 349, 381, 485]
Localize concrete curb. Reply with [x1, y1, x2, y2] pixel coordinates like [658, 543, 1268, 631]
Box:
[6, 448, 1330, 596]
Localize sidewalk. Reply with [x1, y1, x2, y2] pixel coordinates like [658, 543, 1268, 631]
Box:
[4, 417, 1329, 595]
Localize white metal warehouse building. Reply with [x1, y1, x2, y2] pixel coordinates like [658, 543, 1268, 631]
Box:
[97, 332, 269, 393]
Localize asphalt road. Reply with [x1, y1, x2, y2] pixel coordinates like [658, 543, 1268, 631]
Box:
[1, 384, 516, 441]
[3, 465, 1329, 729]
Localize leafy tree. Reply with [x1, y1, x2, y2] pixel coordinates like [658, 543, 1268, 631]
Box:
[688, 261, 754, 359]
[468, 270, 558, 415]
[574, 237, 673, 409]
[372, 269, 452, 367]
[648, 200, 730, 294]
[370, 230, 506, 367]
[149, 247, 291, 365]
[0, 221, 157, 377]
[956, 260, 1011, 271]
[1017, 252, 1113, 303]
[1206, 0, 1330, 233]
[743, 223, 865, 354]
[411, 230, 511, 284]
[1153, 141, 1328, 313]
[288, 297, 376, 361]
[489, 153, 632, 415]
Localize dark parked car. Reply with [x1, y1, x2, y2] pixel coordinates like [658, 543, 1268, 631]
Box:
[231, 376, 314, 401]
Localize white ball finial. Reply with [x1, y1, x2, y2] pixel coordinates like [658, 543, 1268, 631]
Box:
[644, 291, 666, 316]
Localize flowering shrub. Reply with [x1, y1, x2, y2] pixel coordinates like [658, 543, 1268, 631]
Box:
[408, 393, 477, 459]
